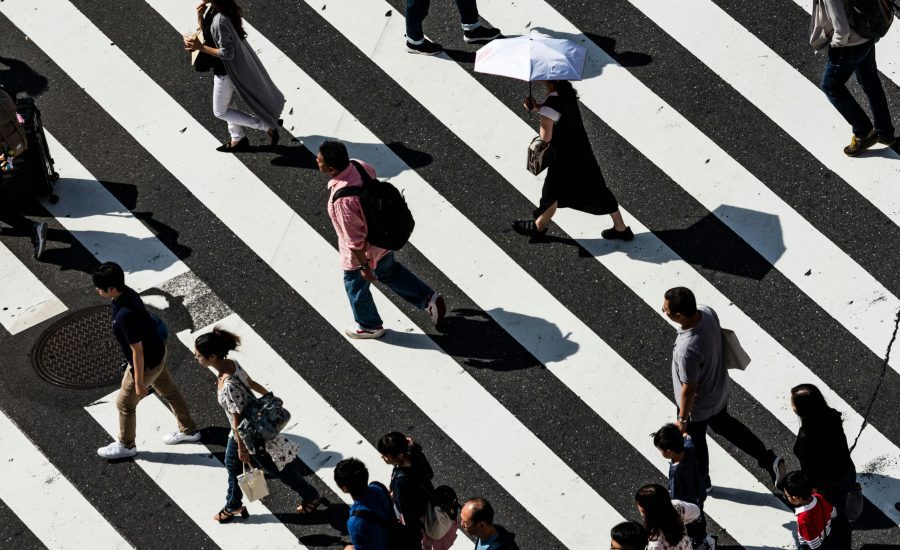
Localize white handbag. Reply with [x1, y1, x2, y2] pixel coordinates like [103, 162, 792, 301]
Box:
[237, 464, 269, 502]
[722, 328, 751, 371]
[423, 502, 455, 540]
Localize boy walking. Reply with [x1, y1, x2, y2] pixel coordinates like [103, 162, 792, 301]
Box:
[783, 471, 844, 550]
[334, 458, 399, 550]
[93, 262, 200, 459]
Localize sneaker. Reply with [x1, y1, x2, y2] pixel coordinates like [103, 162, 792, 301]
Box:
[162, 431, 202, 445]
[463, 25, 502, 44]
[345, 324, 385, 339]
[772, 455, 787, 489]
[843, 129, 878, 156]
[97, 441, 137, 460]
[878, 134, 897, 146]
[426, 293, 446, 325]
[32, 222, 47, 259]
[407, 39, 443, 56]
[601, 226, 634, 241]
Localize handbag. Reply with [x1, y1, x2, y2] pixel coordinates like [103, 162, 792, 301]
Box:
[527, 135, 551, 175]
[423, 502, 455, 540]
[190, 28, 214, 73]
[231, 375, 291, 446]
[236, 463, 269, 502]
[721, 328, 751, 370]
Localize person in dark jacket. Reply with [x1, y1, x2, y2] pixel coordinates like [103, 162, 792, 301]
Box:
[459, 498, 518, 550]
[790, 383, 854, 548]
[513, 80, 632, 243]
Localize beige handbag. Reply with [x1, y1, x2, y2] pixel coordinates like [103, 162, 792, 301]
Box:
[527, 135, 551, 175]
[237, 464, 269, 502]
[722, 328, 751, 371]
[190, 29, 204, 66]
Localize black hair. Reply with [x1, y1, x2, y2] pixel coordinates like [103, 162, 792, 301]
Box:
[664, 287, 697, 317]
[334, 458, 369, 498]
[318, 140, 350, 172]
[791, 383, 832, 419]
[635, 484, 685, 546]
[782, 471, 813, 500]
[376, 431, 410, 457]
[209, 0, 247, 40]
[195, 327, 240, 359]
[653, 424, 685, 453]
[610, 520, 649, 550]
[92, 262, 126, 291]
[464, 497, 495, 525]
[552, 80, 578, 100]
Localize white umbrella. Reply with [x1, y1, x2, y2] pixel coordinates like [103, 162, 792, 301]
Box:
[474, 33, 587, 83]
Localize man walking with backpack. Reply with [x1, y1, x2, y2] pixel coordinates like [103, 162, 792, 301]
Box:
[317, 140, 446, 339]
[810, 0, 896, 155]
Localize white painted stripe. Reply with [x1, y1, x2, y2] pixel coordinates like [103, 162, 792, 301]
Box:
[629, 0, 900, 224]
[175, 314, 470, 549]
[4, 2, 623, 547]
[85, 394, 305, 549]
[788, 0, 900, 93]
[148, 2, 797, 546]
[279, 0, 900, 528]
[0, 408, 131, 549]
[40, 131, 190, 291]
[0, 241, 66, 334]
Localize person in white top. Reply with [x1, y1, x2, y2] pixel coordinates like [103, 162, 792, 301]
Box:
[635, 484, 701, 550]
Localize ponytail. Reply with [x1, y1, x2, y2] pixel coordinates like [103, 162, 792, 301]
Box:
[195, 327, 240, 359]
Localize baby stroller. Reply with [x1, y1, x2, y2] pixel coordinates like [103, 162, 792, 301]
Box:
[0, 90, 58, 258]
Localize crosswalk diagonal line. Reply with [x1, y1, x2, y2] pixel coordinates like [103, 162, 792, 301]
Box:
[624, 0, 900, 224]
[279, 0, 900, 527]
[174, 314, 471, 549]
[39, 131, 190, 291]
[3, 2, 627, 547]
[0, 241, 66, 335]
[85, 393, 306, 549]
[0, 407, 132, 549]
[147, 2, 797, 546]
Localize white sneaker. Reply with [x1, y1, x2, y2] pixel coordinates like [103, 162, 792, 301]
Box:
[97, 441, 137, 459]
[772, 455, 787, 489]
[345, 324, 385, 339]
[162, 431, 202, 445]
[426, 293, 446, 325]
[704, 534, 718, 550]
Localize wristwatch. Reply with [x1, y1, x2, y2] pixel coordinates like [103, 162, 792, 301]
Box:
[677, 415, 689, 423]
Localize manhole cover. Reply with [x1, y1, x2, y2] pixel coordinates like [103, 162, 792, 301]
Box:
[31, 305, 126, 389]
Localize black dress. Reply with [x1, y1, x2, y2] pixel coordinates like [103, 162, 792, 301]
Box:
[533, 92, 619, 218]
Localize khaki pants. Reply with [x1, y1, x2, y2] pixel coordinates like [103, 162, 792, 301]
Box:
[117, 350, 196, 448]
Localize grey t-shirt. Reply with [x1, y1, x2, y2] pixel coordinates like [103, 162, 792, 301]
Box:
[671, 305, 730, 422]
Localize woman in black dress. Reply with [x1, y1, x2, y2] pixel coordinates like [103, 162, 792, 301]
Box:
[513, 80, 632, 241]
[790, 383, 854, 547]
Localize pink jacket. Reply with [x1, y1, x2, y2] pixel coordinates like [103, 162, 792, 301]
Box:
[327, 160, 390, 271]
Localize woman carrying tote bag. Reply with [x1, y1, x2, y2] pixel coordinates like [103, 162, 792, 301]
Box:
[184, 0, 284, 152]
[194, 328, 324, 523]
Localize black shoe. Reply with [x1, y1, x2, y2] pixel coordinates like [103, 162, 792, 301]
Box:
[601, 226, 634, 241]
[843, 129, 878, 156]
[512, 219, 548, 242]
[463, 25, 502, 44]
[267, 127, 280, 146]
[32, 222, 47, 259]
[216, 137, 250, 152]
[407, 39, 443, 56]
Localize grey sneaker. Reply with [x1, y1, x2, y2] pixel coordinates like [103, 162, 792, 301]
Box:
[97, 441, 137, 460]
[162, 431, 202, 445]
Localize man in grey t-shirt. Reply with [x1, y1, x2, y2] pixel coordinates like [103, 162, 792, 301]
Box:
[664, 287, 785, 491]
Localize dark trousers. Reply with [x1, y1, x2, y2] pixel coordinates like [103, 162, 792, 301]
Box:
[405, 0, 479, 42]
[821, 463, 856, 549]
[686, 404, 775, 488]
[224, 436, 319, 510]
[820, 41, 895, 139]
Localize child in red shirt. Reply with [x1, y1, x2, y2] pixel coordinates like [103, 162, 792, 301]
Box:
[782, 471, 842, 549]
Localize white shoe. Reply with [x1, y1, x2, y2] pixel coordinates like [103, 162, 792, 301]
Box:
[345, 324, 385, 339]
[426, 293, 446, 324]
[162, 431, 202, 445]
[772, 455, 787, 489]
[97, 441, 137, 459]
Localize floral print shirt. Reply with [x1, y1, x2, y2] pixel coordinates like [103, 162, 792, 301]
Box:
[217, 361, 298, 471]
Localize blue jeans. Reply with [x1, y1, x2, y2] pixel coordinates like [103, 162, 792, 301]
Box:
[224, 436, 319, 510]
[343, 252, 433, 329]
[406, 0, 479, 42]
[821, 41, 895, 138]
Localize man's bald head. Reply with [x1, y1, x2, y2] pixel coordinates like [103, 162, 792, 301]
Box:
[460, 498, 496, 538]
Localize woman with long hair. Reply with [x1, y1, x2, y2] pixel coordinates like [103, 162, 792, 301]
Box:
[634, 484, 699, 550]
[185, 0, 284, 152]
[194, 328, 324, 523]
[790, 383, 854, 547]
[514, 80, 632, 242]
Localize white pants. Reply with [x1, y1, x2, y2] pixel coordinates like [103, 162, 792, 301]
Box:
[212, 74, 268, 140]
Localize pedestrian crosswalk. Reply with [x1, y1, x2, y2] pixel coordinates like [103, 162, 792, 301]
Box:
[0, 0, 898, 548]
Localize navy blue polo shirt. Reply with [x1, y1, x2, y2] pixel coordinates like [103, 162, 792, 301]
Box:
[111, 286, 165, 368]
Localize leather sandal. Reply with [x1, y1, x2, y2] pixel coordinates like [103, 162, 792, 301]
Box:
[295, 497, 326, 514]
[213, 506, 248, 523]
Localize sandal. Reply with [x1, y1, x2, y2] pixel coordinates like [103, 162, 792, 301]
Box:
[295, 497, 326, 514]
[213, 506, 249, 523]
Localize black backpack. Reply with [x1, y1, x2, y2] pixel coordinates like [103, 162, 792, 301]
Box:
[351, 482, 421, 550]
[331, 161, 415, 251]
[844, 0, 895, 38]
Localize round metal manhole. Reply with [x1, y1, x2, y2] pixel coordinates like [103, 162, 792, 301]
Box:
[31, 305, 126, 389]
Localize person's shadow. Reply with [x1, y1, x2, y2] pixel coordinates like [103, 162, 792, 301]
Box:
[0, 56, 50, 98]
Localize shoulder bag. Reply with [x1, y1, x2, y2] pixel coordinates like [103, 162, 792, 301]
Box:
[721, 328, 751, 370]
[527, 135, 551, 175]
[231, 374, 291, 448]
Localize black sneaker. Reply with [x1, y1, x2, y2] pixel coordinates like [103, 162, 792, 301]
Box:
[32, 222, 47, 259]
[463, 25, 502, 44]
[512, 219, 548, 242]
[843, 129, 878, 156]
[878, 134, 896, 147]
[407, 39, 443, 56]
[601, 226, 634, 241]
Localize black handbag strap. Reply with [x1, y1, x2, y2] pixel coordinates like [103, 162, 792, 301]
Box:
[227, 368, 260, 410]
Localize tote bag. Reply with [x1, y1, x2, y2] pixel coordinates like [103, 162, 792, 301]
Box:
[722, 328, 751, 370]
[237, 464, 269, 502]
